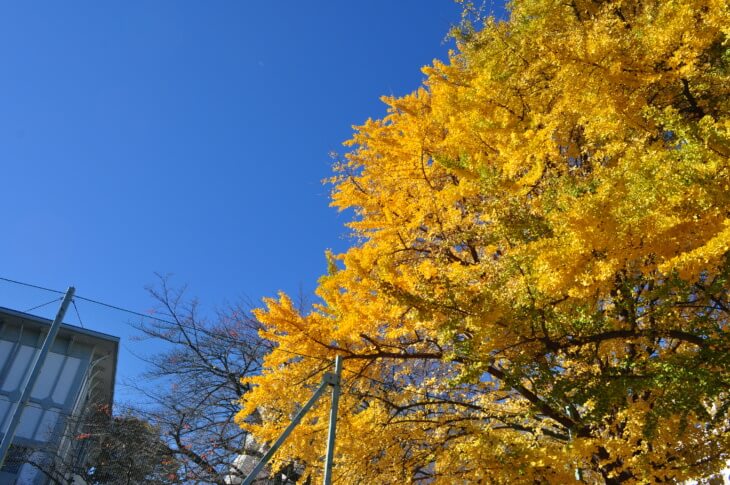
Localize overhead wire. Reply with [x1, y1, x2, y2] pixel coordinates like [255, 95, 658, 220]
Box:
[2, 274, 486, 481]
[272, 346, 457, 402]
[341, 362, 459, 402]
[245, 342, 469, 408]
[25, 297, 63, 313]
[73, 294, 179, 326]
[0, 275, 180, 326]
[230, 342, 450, 402]
[72, 299, 85, 328]
[2, 275, 457, 402]
[0, 276, 65, 295]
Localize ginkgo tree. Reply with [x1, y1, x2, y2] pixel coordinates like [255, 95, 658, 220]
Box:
[237, 0, 730, 482]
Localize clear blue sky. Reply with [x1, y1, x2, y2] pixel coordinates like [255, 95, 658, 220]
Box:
[0, 1, 507, 402]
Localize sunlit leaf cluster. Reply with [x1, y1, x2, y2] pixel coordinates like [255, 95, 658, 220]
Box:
[237, 0, 730, 482]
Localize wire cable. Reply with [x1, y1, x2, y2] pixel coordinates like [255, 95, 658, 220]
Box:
[245, 342, 450, 402]
[0, 276, 65, 294]
[1, 275, 460, 401]
[274, 347, 332, 364]
[340, 363, 445, 401]
[72, 299, 85, 328]
[0, 275, 179, 326]
[0, 276, 177, 325]
[270, 346, 458, 402]
[25, 297, 63, 313]
[73, 295, 179, 326]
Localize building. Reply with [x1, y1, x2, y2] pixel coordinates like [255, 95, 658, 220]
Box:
[0, 306, 119, 484]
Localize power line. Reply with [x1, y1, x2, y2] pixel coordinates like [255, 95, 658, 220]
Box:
[72, 299, 85, 328]
[0, 276, 65, 295]
[234, 337, 455, 403]
[25, 297, 63, 313]
[1, 275, 458, 402]
[340, 363, 445, 401]
[272, 346, 456, 402]
[275, 347, 331, 364]
[73, 295, 178, 327]
[0, 275, 179, 326]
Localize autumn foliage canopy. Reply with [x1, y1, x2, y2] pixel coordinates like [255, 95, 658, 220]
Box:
[237, 0, 730, 482]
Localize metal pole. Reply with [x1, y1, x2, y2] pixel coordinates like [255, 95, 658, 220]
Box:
[242, 373, 335, 485]
[323, 356, 342, 485]
[0, 286, 75, 468]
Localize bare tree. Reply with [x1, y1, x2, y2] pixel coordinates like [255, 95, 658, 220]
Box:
[128, 276, 303, 484]
[22, 404, 180, 485]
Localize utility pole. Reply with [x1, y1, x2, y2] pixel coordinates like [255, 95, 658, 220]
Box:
[241, 355, 343, 485]
[0, 286, 75, 468]
[323, 356, 342, 484]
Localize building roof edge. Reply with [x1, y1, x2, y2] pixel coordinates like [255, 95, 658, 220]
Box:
[0, 306, 120, 343]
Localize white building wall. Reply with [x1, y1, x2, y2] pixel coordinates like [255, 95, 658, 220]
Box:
[0, 311, 116, 485]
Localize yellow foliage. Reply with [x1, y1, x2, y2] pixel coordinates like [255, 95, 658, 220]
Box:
[237, 0, 730, 482]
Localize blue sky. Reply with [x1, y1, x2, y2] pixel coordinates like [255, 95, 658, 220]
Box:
[0, 1, 506, 402]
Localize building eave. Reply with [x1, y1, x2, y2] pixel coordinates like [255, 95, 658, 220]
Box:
[0, 306, 120, 408]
